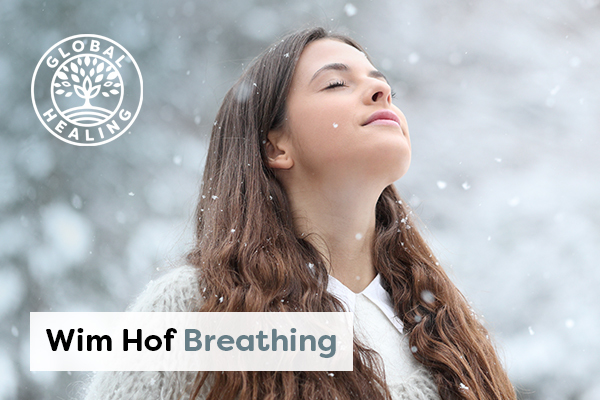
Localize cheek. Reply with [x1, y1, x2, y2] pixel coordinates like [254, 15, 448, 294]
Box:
[289, 104, 350, 161]
[300, 102, 346, 131]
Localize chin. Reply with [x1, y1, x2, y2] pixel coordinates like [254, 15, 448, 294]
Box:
[353, 142, 411, 185]
[387, 162, 410, 185]
[382, 147, 411, 184]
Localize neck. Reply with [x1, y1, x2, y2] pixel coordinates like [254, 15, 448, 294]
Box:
[285, 178, 381, 293]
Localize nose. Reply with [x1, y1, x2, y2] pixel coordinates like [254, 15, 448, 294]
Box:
[365, 78, 393, 105]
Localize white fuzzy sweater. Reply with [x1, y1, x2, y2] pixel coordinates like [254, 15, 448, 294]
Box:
[81, 265, 440, 400]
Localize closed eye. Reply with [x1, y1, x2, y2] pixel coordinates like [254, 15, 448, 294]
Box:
[325, 80, 347, 89]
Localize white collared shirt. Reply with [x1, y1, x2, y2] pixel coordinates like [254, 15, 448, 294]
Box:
[326, 273, 429, 386]
[326, 273, 405, 333]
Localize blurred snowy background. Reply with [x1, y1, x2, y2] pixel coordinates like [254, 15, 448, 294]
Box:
[1, 0, 599, 399]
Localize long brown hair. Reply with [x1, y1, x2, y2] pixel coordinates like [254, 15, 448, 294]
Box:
[185, 27, 516, 400]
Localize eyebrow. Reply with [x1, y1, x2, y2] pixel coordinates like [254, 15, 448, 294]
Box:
[309, 62, 390, 84]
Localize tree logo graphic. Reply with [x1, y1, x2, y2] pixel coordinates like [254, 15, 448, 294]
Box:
[52, 55, 123, 126]
[32, 35, 143, 146]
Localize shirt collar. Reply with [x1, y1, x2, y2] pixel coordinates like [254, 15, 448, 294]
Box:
[326, 273, 404, 333]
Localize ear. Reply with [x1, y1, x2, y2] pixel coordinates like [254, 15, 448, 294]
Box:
[265, 129, 294, 170]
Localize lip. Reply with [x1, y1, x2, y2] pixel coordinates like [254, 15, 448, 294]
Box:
[362, 109, 401, 127]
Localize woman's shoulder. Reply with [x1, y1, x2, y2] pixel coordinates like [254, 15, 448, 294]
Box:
[128, 264, 203, 313]
[77, 265, 207, 400]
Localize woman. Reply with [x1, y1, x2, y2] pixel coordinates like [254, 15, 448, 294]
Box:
[83, 27, 516, 400]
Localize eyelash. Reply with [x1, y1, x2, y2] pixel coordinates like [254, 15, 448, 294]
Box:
[326, 80, 347, 89]
[326, 80, 397, 99]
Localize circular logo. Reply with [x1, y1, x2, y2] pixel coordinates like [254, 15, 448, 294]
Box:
[32, 34, 143, 146]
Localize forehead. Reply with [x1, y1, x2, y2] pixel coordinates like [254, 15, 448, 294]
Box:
[292, 39, 372, 83]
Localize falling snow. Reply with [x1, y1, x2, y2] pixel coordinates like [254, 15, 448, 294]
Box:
[420, 290, 435, 304]
[565, 319, 575, 329]
[3, 3, 599, 399]
[408, 52, 420, 64]
[343, 3, 357, 17]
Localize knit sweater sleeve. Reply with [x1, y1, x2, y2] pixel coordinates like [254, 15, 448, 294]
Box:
[80, 265, 212, 400]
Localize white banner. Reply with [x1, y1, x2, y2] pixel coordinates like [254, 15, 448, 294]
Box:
[30, 312, 353, 371]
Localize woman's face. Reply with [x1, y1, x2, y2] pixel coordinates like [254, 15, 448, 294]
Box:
[271, 38, 411, 189]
